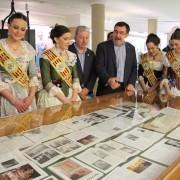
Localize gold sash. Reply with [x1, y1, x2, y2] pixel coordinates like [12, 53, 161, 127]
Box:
[43, 49, 72, 88]
[0, 44, 29, 88]
[166, 51, 180, 78]
[141, 53, 158, 104]
[141, 54, 157, 86]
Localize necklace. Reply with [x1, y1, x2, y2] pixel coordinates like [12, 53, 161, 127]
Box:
[6, 39, 21, 52]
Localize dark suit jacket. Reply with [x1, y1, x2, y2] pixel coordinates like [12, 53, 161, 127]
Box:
[95, 40, 137, 96]
[69, 43, 96, 92]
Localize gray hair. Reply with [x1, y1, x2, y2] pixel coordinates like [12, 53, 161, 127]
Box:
[75, 26, 89, 38]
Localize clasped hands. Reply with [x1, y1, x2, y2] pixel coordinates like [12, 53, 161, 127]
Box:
[108, 77, 135, 96]
[12, 95, 34, 113]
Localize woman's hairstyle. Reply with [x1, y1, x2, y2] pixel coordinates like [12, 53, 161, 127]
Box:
[50, 24, 70, 44]
[146, 33, 160, 46]
[8, 12, 27, 24]
[170, 28, 180, 40]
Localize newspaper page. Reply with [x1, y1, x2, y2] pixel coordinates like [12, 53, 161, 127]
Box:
[84, 113, 146, 139]
[103, 157, 166, 180]
[83, 118, 125, 138]
[45, 136, 85, 157]
[0, 151, 28, 173]
[76, 112, 110, 127]
[95, 140, 140, 160]
[43, 175, 58, 180]
[0, 137, 11, 154]
[114, 127, 164, 150]
[23, 143, 63, 168]
[141, 138, 180, 166]
[167, 126, 180, 141]
[75, 147, 124, 173]
[60, 116, 92, 130]
[142, 107, 180, 134]
[0, 162, 47, 180]
[0, 133, 34, 152]
[22, 123, 72, 143]
[65, 129, 106, 148]
[93, 107, 127, 118]
[48, 158, 103, 180]
[111, 102, 158, 120]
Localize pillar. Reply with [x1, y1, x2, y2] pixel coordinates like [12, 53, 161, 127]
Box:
[91, 3, 105, 52]
[148, 18, 157, 34]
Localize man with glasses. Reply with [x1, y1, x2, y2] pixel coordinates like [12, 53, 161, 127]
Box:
[95, 21, 137, 96]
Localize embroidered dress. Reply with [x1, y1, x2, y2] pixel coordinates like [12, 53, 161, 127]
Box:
[164, 52, 180, 96]
[138, 53, 165, 87]
[0, 39, 39, 117]
[37, 47, 81, 108]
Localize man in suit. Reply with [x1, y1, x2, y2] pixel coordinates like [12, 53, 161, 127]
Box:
[95, 21, 137, 96]
[69, 26, 96, 99]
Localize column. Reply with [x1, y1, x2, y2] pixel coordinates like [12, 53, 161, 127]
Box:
[148, 18, 157, 34]
[91, 3, 105, 52]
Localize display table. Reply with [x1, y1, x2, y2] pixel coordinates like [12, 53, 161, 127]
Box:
[0, 93, 180, 180]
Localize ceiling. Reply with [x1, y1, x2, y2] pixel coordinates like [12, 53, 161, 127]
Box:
[0, 0, 180, 32]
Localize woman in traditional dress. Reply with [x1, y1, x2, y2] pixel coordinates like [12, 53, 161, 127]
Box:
[37, 25, 81, 108]
[165, 28, 180, 96]
[0, 12, 39, 117]
[138, 33, 172, 103]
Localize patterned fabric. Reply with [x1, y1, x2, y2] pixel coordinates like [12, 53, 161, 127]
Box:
[0, 39, 39, 117]
[37, 47, 81, 108]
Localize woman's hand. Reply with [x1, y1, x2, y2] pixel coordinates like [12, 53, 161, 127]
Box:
[62, 98, 72, 104]
[71, 89, 79, 102]
[13, 98, 28, 113]
[23, 95, 34, 109]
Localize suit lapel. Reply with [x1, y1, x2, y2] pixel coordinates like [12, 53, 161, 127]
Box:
[124, 42, 130, 82]
[72, 44, 83, 83]
[108, 40, 117, 68]
[83, 51, 91, 76]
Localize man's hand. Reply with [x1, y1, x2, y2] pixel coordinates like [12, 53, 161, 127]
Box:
[125, 84, 135, 96]
[79, 88, 89, 100]
[108, 77, 120, 89]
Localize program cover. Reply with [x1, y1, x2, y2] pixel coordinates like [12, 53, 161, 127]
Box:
[48, 158, 103, 180]
[103, 157, 166, 180]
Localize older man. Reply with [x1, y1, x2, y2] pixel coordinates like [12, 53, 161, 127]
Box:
[69, 26, 96, 99]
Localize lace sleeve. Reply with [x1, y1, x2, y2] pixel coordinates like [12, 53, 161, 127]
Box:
[0, 80, 10, 92]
